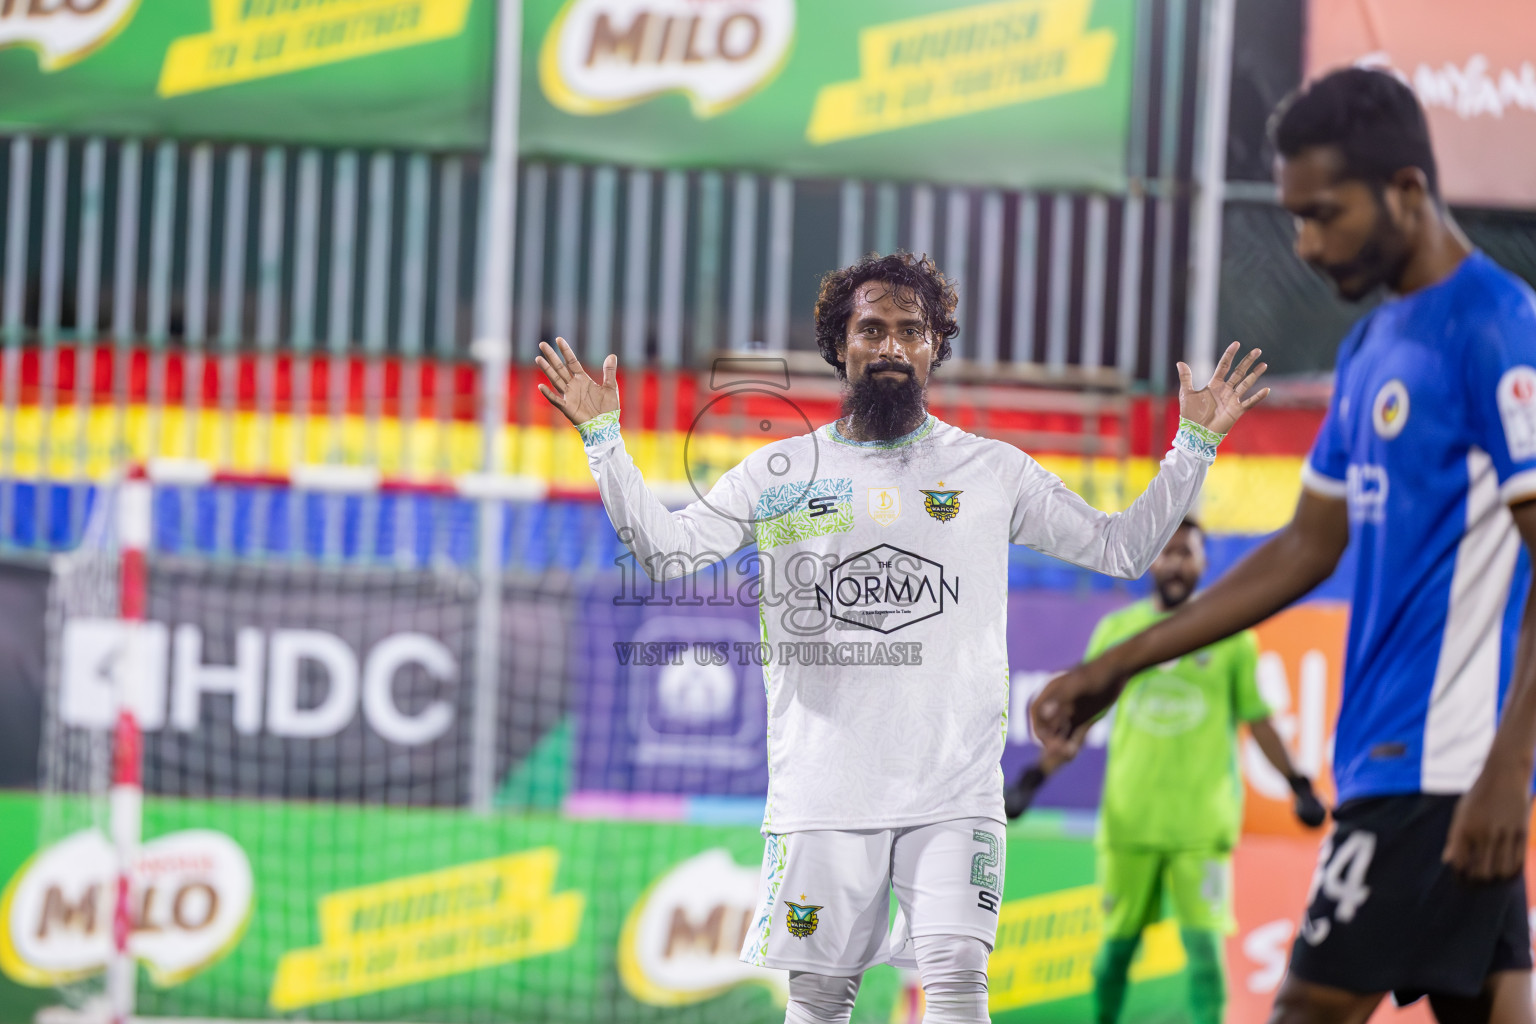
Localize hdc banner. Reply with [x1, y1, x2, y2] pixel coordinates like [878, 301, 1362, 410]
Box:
[0, 0, 494, 148]
[522, 0, 1137, 190]
[43, 558, 511, 806]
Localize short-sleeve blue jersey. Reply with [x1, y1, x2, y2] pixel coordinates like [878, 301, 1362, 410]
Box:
[1305, 251, 1536, 804]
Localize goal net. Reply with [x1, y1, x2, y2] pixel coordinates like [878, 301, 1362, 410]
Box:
[22, 474, 821, 1023]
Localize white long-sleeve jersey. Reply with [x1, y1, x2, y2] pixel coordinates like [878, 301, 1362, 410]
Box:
[582, 412, 1213, 832]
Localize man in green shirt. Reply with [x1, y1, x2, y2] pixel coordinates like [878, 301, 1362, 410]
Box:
[1008, 518, 1326, 1024]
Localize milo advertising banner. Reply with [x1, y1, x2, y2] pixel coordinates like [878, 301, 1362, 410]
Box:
[0, 0, 495, 148]
[0, 791, 1348, 1024]
[0, 1, 1134, 183]
[522, 0, 1137, 189]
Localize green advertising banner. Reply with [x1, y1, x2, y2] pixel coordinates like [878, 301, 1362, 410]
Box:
[521, 0, 1137, 190]
[0, 792, 1195, 1023]
[0, 0, 494, 149]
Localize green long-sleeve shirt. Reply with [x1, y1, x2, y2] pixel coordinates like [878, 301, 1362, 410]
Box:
[1088, 599, 1270, 851]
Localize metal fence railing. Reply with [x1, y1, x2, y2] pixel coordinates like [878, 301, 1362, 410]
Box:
[0, 0, 1216, 560]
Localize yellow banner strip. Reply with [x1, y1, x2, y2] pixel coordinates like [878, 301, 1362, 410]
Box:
[269, 848, 584, 1011]
[0, 405, 1303, 534]
[988, 884, 1185, 1011]
[160, 0, 474, 97]
[807, 0, 1117, 144]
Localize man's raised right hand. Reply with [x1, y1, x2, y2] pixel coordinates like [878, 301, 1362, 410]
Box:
[535, 337, 620, 426]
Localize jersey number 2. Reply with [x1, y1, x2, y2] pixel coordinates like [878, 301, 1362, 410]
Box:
[972, 830, 1001, 913]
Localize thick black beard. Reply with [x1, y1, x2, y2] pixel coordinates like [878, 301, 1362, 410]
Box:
[841, 362, 928, 441]
[1155, 577, 1194, 610]
[1318, 195, 1414, 301]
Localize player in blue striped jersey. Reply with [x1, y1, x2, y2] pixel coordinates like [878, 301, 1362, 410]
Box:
[1036, 68, 1536, 1023]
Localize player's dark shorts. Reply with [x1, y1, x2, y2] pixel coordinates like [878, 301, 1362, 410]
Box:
[1290, 793, 1531, 1000]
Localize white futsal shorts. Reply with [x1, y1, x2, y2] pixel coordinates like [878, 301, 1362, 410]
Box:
[738, 816, 1006, 975]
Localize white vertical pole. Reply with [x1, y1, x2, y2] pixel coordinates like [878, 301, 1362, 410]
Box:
[1149, 0, 1188, 394]
[622, 169, 653, 364]
[586, 165, 618, 358]
[111, 140, 140, 474]
[1, 136, 31, 548]
[909, 185, 935, 262]
[874, 182, 898, 257]
[553, 164, 583, 341]
[728, 173, 758, 351]
[179, 145, 212, 554]
[397, 154, 430, 554]
[469, 0, 522, 814]
[291, 151, 320, 558]
[1081, 194, 1110, 371]
[1116, 196, 1145, 378]
[326, 152, 358, 447]
[1187, 0, 1237, 383]
[109, 475, 151, 1024]
[217, 145, 249, 555]
[1011, 193, 1039, 364]
[974, 189, 1004, 369]
[254, 147, 284, 555]
[433, 159, 463, 496]
[323, 152, 358, 560]
[693, 172, 723, 358]
[1046, 195, 1074, 372]
[764, 175, 793, 351]
[74, 139, 104, 540]
[1116, 0, 1154, 375]
[38, 137, 66, 538]
[514, 163, 546, 364]
[656, 171, 686, 368]
[360, 152, 394, 561]
[838, 179, 863, 267]
[943, 188, 969, 359]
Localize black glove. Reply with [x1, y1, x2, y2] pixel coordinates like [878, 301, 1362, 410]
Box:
[1004, 764, 1050, 820]
[1289, 774, 1328, 828]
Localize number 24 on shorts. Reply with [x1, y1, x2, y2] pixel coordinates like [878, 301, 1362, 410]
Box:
[1301, 830, 1376, 945]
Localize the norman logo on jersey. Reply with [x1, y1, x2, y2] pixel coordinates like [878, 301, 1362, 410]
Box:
[814, 544, 959, 634]
[783, 902, 822, 938]
[868, 487, 900, 526]
[920, 484, 963, 523]
[1371, 379, 1409, 440]
[806, 496, 838, 518]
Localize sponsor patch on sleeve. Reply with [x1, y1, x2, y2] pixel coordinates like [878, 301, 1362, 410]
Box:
[1497, 366, 1536, 461]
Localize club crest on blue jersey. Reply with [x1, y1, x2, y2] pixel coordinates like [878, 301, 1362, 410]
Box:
[1372, 379, 1409, 440]
[784, 901, 822, 938]
[920, 486, 963, 523]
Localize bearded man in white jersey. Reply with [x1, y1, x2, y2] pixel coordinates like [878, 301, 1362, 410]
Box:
[535, 252, 1269, 1024]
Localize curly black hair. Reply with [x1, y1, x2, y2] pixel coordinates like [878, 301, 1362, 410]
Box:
[1269, 67, 1440, 200]
[813, 252, 959, 379]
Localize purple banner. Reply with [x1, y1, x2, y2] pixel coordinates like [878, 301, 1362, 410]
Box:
[571, 566, 770, 799]
[1001, 590, 1133, 811]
